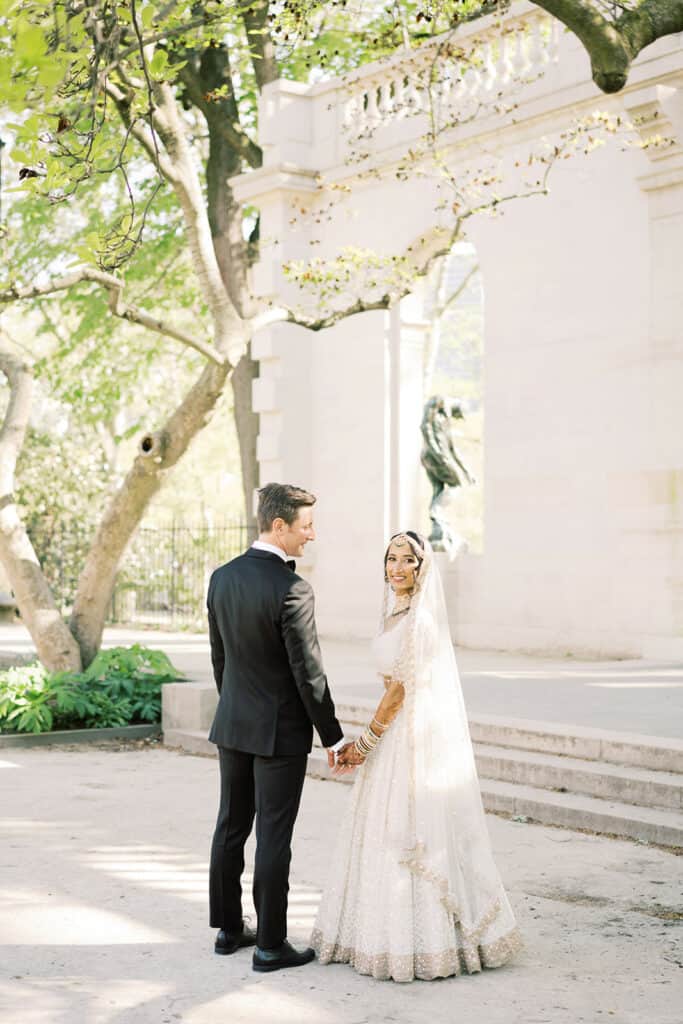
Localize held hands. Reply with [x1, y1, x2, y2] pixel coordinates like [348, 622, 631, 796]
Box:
[333, 741, 365, 774]
[328, 687, 404, 776]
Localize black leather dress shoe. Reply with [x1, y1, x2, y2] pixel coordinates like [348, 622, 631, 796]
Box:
[252, 939, 316, 972]
[214, 923, 257, 956]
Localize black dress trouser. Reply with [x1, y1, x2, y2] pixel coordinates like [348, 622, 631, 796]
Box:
[209, 746, 308, 949]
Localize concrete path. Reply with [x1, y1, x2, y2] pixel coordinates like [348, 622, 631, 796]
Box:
[1, 743, 680, 1024]
[1, 624, 681, 739]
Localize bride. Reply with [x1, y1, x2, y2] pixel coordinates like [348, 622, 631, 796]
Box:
[311, 530, 522, 982]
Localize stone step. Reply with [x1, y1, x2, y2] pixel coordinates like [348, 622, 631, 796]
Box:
[305, 748, 683, 848]
[468, 714, 683, 775]
[164, 728, 214, 757]
[162, 729, 683, 846]
[480, 778, 683, 849]
[473, 743, 682, 810]
[165, 727, 681, 812]
[161, 685, 683, 775]
[317, 724, 683, 808]
[326, 700, 683, 774]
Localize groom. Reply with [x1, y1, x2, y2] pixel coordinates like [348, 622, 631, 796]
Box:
[207, 482, 344, 972]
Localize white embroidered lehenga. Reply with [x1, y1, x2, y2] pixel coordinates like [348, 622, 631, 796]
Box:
[311, 541, 522, 982]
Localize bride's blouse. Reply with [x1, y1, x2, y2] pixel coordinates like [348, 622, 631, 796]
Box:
[371, 615, 408, 677]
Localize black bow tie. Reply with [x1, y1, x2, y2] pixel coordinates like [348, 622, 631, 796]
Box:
[286, 560, 296, 571]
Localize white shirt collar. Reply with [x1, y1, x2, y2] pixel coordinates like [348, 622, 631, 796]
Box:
[251, 540, 288, 562]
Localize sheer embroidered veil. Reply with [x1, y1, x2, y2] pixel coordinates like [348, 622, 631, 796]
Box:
[382, 533, 510, 954]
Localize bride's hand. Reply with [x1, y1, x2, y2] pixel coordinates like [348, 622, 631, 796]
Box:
[382, 674, 392, 691]
[333, 741, 364, 773]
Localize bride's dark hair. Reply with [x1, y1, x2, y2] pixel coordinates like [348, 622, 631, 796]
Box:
[383, 530, 426, 582]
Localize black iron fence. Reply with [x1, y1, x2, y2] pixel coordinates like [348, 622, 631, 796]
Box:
[29, 520, 255, 629]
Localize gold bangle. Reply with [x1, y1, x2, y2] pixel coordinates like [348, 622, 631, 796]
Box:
[352, 740, 368, 760]
[355, 727, 379, 756]
[372, 717, 388, 731]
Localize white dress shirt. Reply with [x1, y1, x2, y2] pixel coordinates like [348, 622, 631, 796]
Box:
[251, 540, 288, 561]
[251, 541, 346, 754]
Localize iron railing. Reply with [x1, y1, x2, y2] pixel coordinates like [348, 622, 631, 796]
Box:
[109, 521, 255, 627]
[28, 520, 255, 629]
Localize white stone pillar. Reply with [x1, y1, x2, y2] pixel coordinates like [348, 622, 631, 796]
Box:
[397, 312, 429, 533]
[622, 85, 683, 656]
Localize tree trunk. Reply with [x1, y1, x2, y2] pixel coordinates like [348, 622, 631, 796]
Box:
[0, 347, 82, 672]
[66, 75, 246, 668]
[69, 358, 230, 666]
[231, 348, 259, 527]
[196, 46, 261, 526]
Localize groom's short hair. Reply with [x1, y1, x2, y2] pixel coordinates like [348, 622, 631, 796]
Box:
[257, 483, 317, 532]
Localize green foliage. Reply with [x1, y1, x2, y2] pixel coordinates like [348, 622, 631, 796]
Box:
[15, 427, 111, 610]
[276, 1, 487, 80]
[0, 646, 183, 734]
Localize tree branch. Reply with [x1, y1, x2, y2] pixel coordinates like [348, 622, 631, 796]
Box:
[177, 58, 263, 170]
[254, 163, 562, 334]
[530, 0, 683, 93]
[105, 76, 247, 356]
[618, 0, 683, 60]
[253, 227, 461, 332]
[285, 294, 397, 331]
[1, 270, 228, 366]
[102, 10, 229, 74]
[434, 261, 480, 320]
[241, 0, 279, 90]
[103, 79, 181, 183]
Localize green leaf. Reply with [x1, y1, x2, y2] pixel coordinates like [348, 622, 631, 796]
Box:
[150, 50, 168, 78]
[37, 61, 66, 88]
[15, 25, 46, 62]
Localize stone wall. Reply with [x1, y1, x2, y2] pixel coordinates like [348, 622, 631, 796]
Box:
[233, 6, 683, 656]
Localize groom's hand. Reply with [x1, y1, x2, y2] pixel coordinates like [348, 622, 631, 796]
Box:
[334, 741, 364, 774]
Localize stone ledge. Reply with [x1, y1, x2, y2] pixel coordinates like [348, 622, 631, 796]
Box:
[306, 748, 683, 848]
[314, 701, 683, 773]
[164, 728, 215, 757]
[0, 724, 161, 748]
[162, 682, 217, 732]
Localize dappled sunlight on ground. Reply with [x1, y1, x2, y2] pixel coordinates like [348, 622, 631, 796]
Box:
[76, 845, 322, 931]
[0, 884, 172, 944]
[0, 979, 169, 1024]
[182, 983, 340, 1024]
[2, 747, 680, 1024]
[81, 845, 210, 904]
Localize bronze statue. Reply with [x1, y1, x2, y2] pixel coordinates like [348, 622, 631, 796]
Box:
[420, 396, 475, 553]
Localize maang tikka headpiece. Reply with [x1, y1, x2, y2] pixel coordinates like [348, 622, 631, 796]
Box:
[392, 533, 424, 559]
[384, 531, 425, 588]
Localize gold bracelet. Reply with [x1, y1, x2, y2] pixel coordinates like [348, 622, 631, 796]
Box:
[353, 739, 368, 760]
[355, 726, 380, 757]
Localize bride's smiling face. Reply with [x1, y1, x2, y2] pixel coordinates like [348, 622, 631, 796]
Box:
[385, 542, 420, 594]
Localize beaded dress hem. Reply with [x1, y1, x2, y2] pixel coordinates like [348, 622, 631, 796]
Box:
[311, 925, 523, 982]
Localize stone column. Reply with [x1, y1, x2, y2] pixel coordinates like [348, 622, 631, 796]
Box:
[622, 84, 683, 656]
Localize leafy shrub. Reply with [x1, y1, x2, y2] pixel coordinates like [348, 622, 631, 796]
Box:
[0, 646, 183, 734]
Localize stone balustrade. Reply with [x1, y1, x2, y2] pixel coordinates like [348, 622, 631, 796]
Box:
[340, 7, 560, 139]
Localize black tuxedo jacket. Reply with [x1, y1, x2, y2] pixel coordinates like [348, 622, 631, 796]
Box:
[207, 547, 343, 756]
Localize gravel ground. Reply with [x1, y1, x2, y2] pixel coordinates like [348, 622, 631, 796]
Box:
[0, 744, 681, 1024]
